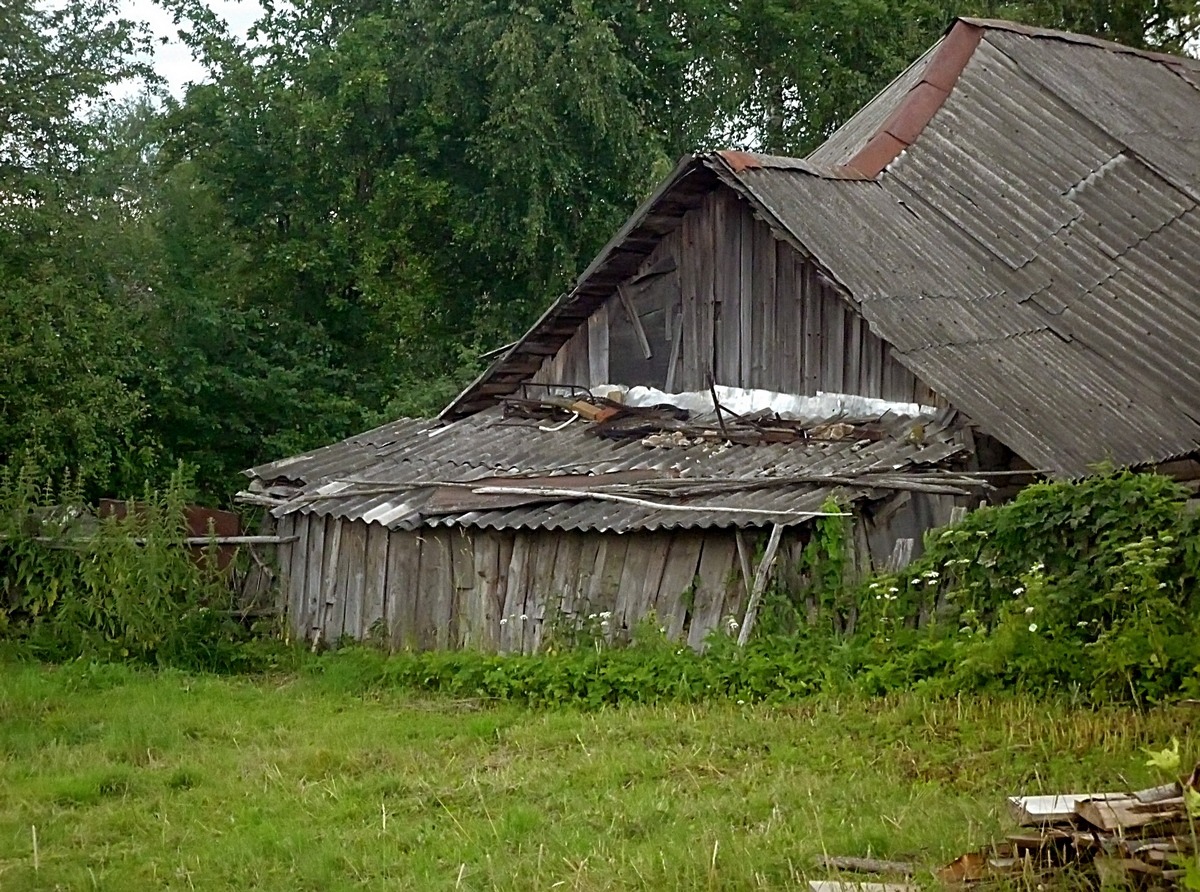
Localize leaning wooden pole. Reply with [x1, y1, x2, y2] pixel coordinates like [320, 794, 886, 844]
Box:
[737, 523, 785, 647]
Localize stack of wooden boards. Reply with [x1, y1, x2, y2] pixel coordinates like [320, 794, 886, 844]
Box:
[812, 774, 1198, 892]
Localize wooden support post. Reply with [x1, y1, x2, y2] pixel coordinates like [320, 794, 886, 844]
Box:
[738, 523, 785, 646]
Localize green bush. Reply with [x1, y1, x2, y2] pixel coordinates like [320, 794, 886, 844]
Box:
[0, 463, 274, 671]
[852, 470, 1200, 703]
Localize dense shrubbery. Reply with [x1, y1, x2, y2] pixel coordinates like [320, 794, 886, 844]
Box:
[309, 471, 1200, 708]
[0, 465, 274, 672]
[845, 470, 1200, 704]
[4, 467, 1199, 705]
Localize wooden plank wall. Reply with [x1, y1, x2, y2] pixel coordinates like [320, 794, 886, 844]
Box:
[279, 514, 779, 652]
[529, 186, 938, 405]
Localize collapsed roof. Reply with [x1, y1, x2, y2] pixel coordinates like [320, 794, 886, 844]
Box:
[445, 19, 1200, 477]
[244, 387, 977, 532]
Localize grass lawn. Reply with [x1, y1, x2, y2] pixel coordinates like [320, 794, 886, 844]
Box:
[0, 660, 1194, 891]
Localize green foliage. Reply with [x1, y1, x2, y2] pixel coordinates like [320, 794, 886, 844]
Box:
[0, 464, 262, 670]
[851, 470, 1200, 704]
[309, 624, 831, 709]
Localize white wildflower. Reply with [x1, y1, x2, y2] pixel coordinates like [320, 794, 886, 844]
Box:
[1028, 623, 1038, 633]
[499, 618, 508, 625]
[1024, 606, 1035, 615]
[888, 586, 899, 594]
[869, 582, 880, 590]
[910, 578, 922, 585]
[520, 614, 528, 622]
[1158, 583, 1168, 589]
[1013, 586, 1026, 596]
[736, 700, 745, 705]
[923, 570, 940, 579]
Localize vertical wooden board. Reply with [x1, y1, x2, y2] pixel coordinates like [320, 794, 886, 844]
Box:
[331, 520, 357, 643]
[473, 532, 502, 652]
[385, 531, 422, 651]
[304, 513, 326, 639]
[734, 205, 753, 386]
[635, 532, 671, 631]
[587, 303, 608, 386]
[449, 528, 477, 649]
[569, 535, 601, 628]
[845, 312, 863, 394]
[279, 515, 305, 641]
[523, 535, 559, 654]
[655, 533, 703, 641]
[824, 296, 847, 393]
[320, 518, 345, 644]
[590, 534, 630, 640]
[863, 335, 883, 398]
[500, 533, 531, 653]
[548, 533, 584, 632]
[614, 537, 657, 639]
[340, 521, 369, 641]
[422, 529, 455, 650]
[680, 204, 701, 390]
[361, 522, 389, 641]
[577, 536, 607, 617]
[713, 191, 739, 385]
[686, 535, 739, 649]
[697, 195, 717, 384]
[773, 240, 798, 392]
[801, 261, 823, 394]
[748, 219, 768, 386]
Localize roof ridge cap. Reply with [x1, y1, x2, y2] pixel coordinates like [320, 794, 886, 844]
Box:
[842, 19, 984, 177]
[958, 16, 1195, 66]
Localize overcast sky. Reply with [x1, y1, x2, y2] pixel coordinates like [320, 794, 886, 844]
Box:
[120, 0, 262, 97]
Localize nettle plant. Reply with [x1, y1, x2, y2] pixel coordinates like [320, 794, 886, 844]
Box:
[0, 462, 250, 670]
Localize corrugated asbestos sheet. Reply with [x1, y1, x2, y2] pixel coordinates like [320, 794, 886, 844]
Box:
[716, 22, 1200, 476]
[247, 406, 969, 533]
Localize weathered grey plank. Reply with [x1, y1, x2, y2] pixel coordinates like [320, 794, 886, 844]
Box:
[340, 521, 369, 640]
[525, 535, 560, 653]
[278, 514, 304, 641]
[450, 528, 477, 649]
[362, 522, 389, 642]
[321, 518, 345, 644]
[687, 534, 738, 648]
[501, 533, 531, 653]
[548, 533, 584, 643]
[591, 534, 630, 641]
[615, 536, 657, 639]
[801, 261, 822, 394]
[825, 297, 847, 393]
[473, 532, 503, 652]
[714, 190, 740, 386]
[655, 534, 703, 641]
[422, 530, 454, 650]
[641, 533, 672, 629]
[304, 514, 326, 639]
[740, 203, 756, 387]
[587, 302, 609, 385]
[845, 312, 863, 394]
[386, 531, 422, 650]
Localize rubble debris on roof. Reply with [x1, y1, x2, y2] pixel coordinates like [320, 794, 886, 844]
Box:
[243, 386, 984, 533]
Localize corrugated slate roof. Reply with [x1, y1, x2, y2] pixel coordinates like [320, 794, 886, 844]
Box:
[249, 407, 971, 532]
[444, 18, 1200, 477]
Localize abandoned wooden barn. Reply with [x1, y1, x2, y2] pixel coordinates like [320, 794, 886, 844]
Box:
[243, 18, 1200, 651]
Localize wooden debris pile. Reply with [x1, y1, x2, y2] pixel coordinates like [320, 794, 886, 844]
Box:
[501, 394, 898, 447]
[813, 773, 1200, 892]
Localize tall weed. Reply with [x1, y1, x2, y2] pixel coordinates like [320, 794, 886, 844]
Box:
[0, 463, 259, 670]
